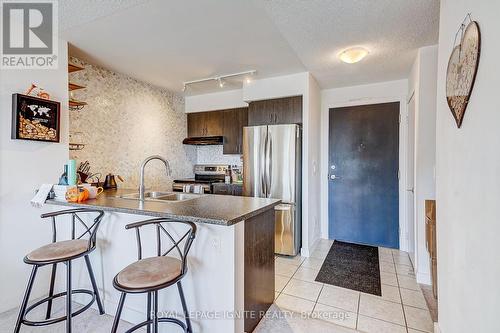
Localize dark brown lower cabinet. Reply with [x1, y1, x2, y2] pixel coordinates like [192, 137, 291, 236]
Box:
[244, 208, 275, 332]
[212, 183, 243, 196]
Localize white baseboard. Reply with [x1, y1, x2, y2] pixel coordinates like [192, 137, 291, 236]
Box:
[416, 271, 432, 285]
[300, 247, 310, 257]
[301, 237, 321, 257]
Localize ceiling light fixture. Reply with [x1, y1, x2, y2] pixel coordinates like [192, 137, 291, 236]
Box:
[183, 70, 257, 92]
[338, 47, 369, 64]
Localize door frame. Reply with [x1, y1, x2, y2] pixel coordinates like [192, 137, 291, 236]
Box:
[320, 95, 409, 251]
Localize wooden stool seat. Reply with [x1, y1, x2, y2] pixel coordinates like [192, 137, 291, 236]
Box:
[25, 239, 89, 263]
[116, 256, 182, 290]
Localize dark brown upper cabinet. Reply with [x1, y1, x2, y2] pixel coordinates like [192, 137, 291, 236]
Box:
[223, 108, 248, 154]
[187, 111, 223, 137]
[248, 96, 302, 126]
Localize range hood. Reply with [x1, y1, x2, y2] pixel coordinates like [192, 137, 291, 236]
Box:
[182, 136, 224, 145]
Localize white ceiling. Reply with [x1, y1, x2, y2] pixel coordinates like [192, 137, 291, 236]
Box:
[60, 0, 305, 95]
[260, 0, 440, 89]
[60, 0, 439, 94]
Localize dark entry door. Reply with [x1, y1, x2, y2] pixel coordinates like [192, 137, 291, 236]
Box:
[328, 102, 400, 248]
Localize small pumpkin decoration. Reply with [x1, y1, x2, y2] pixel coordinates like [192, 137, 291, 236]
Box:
[66, 186, 90, 203]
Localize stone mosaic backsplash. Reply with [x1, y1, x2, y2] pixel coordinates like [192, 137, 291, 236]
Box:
[69, 57, 196, 190]
[196, 145, 242, 166]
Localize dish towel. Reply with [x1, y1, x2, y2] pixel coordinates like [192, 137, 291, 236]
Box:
[30, 184, 53, 208]
[193, 185, 204, 194]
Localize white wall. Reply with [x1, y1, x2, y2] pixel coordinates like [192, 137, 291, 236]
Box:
[185, 89, 247, 113]
[436, 1, 500, 332]
[242, 72, 308, 102]
[184, 72, 322, 256]
[408, 46, 438, 285]
[304, 74, 322, 254]
[320, 80, 409, 250]
[0, 40, 69, 312]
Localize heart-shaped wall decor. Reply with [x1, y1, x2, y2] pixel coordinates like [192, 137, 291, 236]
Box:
[446, 21, 481, 128]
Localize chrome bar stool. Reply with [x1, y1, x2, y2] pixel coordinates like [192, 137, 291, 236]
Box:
[14, 208, 105, 333]
[111, 218, 196, 333]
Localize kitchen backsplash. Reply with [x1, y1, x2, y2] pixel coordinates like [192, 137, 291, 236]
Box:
[69, 57, 196, 190]
[196, 145, 242, 166]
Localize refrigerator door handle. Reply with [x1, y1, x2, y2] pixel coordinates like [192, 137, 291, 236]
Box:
[262, 128, 269, 198]
[260, 131, 267, 197]
[267, 133, 272, 198]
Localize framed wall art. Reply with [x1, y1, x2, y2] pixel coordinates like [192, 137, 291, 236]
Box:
[11, 93, 61, 142]
[446, 15, 481, 128]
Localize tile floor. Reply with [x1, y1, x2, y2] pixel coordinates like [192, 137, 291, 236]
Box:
[267, 239, 435, 333]
[0, 239, 435, 333]
[0, 299, 144, 333]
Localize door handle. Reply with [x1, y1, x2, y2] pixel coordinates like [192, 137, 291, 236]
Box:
[329, 174, 341, 180]
[267, 135, 272, 196]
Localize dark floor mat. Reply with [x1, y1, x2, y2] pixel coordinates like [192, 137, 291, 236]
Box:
[315, 240, 381, 295]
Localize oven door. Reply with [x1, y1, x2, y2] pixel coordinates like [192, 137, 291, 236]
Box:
[172, 182, 211, 193]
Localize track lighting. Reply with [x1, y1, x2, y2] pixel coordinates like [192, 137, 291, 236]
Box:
[183, 70, 257, 92]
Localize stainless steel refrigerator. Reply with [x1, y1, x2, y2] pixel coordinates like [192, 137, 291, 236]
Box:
[243, 124, 301, 256]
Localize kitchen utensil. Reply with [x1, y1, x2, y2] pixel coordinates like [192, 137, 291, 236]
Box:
[67, 160, 77, 185]
[81, 184, 104, 199]
[103, 174, 116, 189]
[58, 164, 69, 185]
[103, 174, 123, 189]
[77, 161, 91, 183]
[78, 161, 90, 173]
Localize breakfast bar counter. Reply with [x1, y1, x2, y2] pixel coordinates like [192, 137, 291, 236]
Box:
[46, 190, 279, 333]
[47, 188, 280, 226]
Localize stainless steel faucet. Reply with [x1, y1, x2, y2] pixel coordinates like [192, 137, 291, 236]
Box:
[139, 155, 172, 201]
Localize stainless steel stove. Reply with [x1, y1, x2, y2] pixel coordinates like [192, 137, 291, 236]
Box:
[172, 164, 228, 193]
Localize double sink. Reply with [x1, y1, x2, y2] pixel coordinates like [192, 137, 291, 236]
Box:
[117, 191, 203, 203]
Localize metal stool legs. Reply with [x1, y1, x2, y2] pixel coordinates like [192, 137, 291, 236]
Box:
[66, 261, 72, 332]
[146, 292, 152, 333]
[85, 255, 105, 314]
[111, 287, 192, 333]
[177, 281, 192, 333]
[14, 258, 105, 332]
[111, 292, 127, 333]
[14, 266, 38, 333]
[45, 263, 57, 319]
[152, 291, 159, 333]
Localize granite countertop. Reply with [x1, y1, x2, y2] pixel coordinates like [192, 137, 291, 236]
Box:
[46, 189, 280, 226]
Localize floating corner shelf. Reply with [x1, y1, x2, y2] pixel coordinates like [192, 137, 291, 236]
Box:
[68, 63, 84, 73]
[69, 99, 87, 111]
[68, 62, 87, 110]
[69, 143, 85, 151]
[69, 82, 86, 91]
